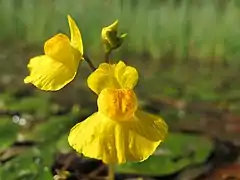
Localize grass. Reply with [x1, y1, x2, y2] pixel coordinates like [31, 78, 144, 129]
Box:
[1, 0, 240, 62]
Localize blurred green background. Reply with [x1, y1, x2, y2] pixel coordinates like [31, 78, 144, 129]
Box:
[1, 0, 240, 180]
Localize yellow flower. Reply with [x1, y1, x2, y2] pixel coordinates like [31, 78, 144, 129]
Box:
[68, 61, 168, 164]
[24, 15, 83, 91]
[101, 20, 127, 53]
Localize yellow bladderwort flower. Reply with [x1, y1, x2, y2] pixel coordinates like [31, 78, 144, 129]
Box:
[24, 15, 83, 91]
[101, 20, 127, 53]
[68, 61, 168, 164]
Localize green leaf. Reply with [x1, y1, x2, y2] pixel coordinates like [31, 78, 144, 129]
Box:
[7, 95, 51, 117]
[56, 133, 71, 153]
[116, 133, 213, 176]
[0, 93, 15, 109]
[28, 114, 77, 144]
[35, 167, 53, 180]
[0, 147, 53, 180]
[0, 117, 19, 149]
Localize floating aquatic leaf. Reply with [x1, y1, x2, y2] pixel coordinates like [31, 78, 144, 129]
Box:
[35, 166, 53, 180]
[0, 147, 53, 180]
[27, 113, 79, 144]
[0, 117, 19, 149]
[56, 133, 71, 153]
[7, 96, 51, 117]
[0, 93, 15, 110]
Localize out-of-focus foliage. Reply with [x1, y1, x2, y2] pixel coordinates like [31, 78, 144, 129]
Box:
[0, 0, 240, 61]
[0, 90, 90, 179]
[0, 117, 19, 149]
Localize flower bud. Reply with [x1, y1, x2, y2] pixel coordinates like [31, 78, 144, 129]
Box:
[101, 20, 127, 53]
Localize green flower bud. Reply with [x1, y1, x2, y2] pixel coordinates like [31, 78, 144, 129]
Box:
[101, 20, 127, 53]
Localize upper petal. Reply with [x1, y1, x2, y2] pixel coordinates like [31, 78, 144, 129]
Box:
[44, 33, 81, 65]
[87, 63, 120, 94]
[68, 112, 160, 164]
[24, 55, 79, 91]
[87, 61, 138, 94]
[68, 15, 83, 55]
[114, 61, 138, 89]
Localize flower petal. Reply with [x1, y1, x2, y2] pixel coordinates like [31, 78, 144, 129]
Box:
[87, 63, 120, 94]
[44, 33, 81, 64]
[114, 61, 138, 89]
[68, 112, 160, 164]
[68, 15, 83, 55]
[87, 61, 138, 94]
[24, 55, 79, 91]
[128, 110, 168, 142]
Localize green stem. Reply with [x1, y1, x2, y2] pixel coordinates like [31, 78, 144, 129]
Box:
[84, 55, 96, 71]
[108, 164, 115, 180]
[105, 50, 111, 63]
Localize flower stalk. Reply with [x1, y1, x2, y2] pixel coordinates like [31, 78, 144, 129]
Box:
[105, 50, 110, 63]
[84, 55, 96, 71]
[108, 164, 115, 180]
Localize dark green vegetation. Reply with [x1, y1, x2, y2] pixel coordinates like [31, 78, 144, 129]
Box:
[1, 0, 240, 180]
